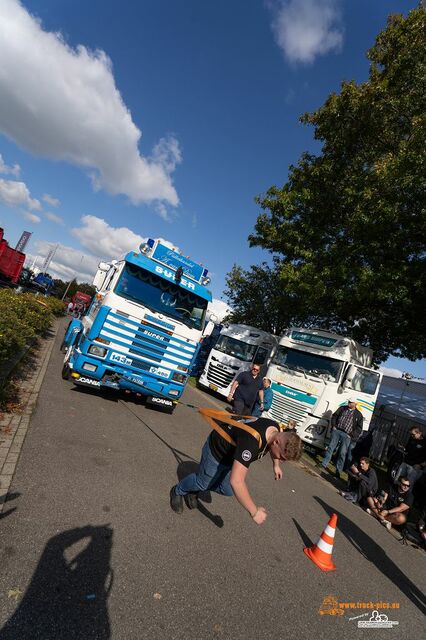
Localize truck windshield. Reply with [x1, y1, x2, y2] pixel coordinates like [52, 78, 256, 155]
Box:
[273, 346, 343, 382]
[115, 263, 208, 330]
[214, 335, 257, 362]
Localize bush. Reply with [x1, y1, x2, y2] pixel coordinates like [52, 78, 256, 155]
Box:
[0, 290, 58, 369]
[44, 296, 66, 317]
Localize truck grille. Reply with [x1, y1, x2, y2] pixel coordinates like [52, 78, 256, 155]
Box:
[206, 362, 235, 388]
[269, 390, 311, 424]
[100, 310, 197, 377]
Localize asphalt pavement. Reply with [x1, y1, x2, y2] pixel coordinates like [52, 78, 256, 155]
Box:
[0, 320, 425, 639]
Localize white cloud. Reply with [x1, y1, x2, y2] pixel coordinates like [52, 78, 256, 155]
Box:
[0, 0, 181, 208]
[0, 178, 41, 210]
[27, 240, 99, 282]
[270, 0, 343, 64]
[207, 299, 231, 322]
[72, 214, 178, 260]
[72, 214, 146, 259]
[23, 211, 41, 224]
[43, 193, 60, 207]
[0, 152, 20, 176]
[379, 367, 402, 378]
[45, 211, 64, 225]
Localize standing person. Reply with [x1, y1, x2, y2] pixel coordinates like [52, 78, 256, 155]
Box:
[366, 477, 413, 530]
[340, 457, 378, 504]
[320, 399, 364, 479]
[286, 419, 298, 432]
[395, 426, 426, 486]
[252, 378, 273, 417]
[67, 301, 74, 314]
[227, 364, 264, 415]
[170, 413, 303, 523]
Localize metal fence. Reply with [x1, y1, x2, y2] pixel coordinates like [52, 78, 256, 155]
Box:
[369, 412, 423, 464]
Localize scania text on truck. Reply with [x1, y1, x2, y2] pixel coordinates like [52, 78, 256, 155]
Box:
[264, 327, 382, 449]
[198, 324, 277, 399]
[61, 239, 212, 412]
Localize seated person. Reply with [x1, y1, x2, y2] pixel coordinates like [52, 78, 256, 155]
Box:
[395, 426, 426, 486]
[366, 477, 414, 530]
[340, 457, 378, 504]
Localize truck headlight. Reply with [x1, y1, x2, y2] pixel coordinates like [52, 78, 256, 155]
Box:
[172, 372, 186, 384]
[88, 345, 107, 357]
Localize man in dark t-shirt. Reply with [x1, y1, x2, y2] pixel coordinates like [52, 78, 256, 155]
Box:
[170, 414, 302, 525]
[227, 364, 264, 414]
[366, 477, 413, 530]
[396, 426, 426, 487]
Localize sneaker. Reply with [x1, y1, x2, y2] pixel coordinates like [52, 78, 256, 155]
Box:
[381, 519, 392, 530]
[344, 492, 358, 503]
[170, 486, 183, 514]
[366, 508, 373, 515]
[334, 470, 342, 480]
[184, 492, 198, 510]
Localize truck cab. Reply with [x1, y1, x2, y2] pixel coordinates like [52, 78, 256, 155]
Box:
[61, 239, 211, 412]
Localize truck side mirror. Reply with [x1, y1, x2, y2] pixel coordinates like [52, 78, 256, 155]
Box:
[343, 364, 357, 389]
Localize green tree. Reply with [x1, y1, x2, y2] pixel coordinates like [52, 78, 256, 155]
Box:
[230, 6, 425, 363]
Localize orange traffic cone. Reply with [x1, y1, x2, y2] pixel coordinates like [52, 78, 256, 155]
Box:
[304, 513, 337, 572]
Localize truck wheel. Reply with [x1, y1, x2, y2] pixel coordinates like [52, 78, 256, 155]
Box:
[59, 340, 67, 352]
[62, 362, 71, 380]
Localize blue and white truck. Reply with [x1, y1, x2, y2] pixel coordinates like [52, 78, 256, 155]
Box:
[61, 239, 212, 412]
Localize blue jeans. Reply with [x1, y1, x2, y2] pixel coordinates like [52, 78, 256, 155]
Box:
[175, 439, 233, 497]
[344, 440, 356, 470]
[321, 429, 352, 474]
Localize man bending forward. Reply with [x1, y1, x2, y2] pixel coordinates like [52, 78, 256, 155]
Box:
[170, 415, 302, 524]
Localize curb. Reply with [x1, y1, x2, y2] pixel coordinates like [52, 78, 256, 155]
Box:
[0, 320, 60, 513]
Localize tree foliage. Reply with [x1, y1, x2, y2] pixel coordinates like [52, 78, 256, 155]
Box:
[52, 279, 96, 300]
[227, 7, 426, 363]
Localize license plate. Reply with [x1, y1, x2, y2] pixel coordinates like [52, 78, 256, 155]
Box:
[102, 379, 120, 389]
[123, 375, 145, 387]
[209, 383, 218, 391]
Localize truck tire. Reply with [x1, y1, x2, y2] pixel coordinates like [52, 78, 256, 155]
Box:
[62, 362, 71, 380]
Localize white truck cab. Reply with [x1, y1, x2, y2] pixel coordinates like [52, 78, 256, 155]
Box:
[198, 324, 277, 398]
[264, 327, 382, 449]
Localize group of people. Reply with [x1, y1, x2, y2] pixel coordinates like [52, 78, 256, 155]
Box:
[67, 301, 87, 318]
[170, 363, 303, 524]
[170, 364, 425, 542]
[321, 404, 426, 540]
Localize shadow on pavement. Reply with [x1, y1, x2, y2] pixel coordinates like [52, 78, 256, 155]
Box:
[314, 496, 426, 616]
[121, 401, 223, 526]
[0, 491, 21, 506]
[0, 524, 113, 639]
[292, 518, 314, 549]
[0, 492, 20, 521]
[0, 507, 16, 521]
[177, 460, 223, 527]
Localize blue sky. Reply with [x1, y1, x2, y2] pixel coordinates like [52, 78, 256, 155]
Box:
[0, 0, 424, 379]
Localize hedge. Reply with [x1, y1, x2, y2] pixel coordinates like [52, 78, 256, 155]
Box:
[0, 290, 65, 374]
